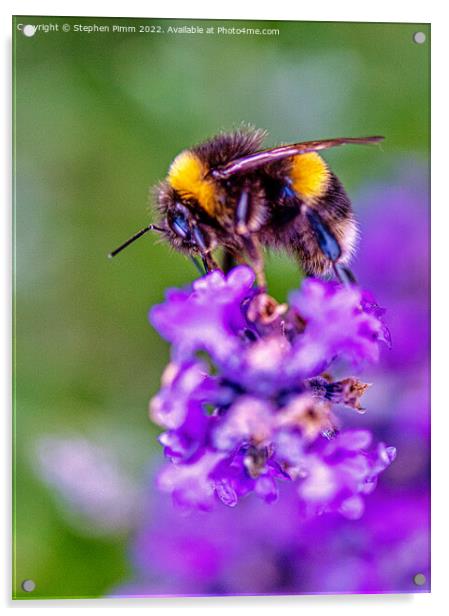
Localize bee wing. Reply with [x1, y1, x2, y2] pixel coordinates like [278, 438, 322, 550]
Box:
[210, 136, 384, 179]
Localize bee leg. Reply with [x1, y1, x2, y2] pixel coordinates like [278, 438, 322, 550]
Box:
[306, 209, 356, 286]
[306, 209, 341, 262]
[200, 251, 220, 274]
[222, 250, 237, 273]
[190, 255, 206, 275]
[235, 189, 266, 288]
[201, 255, 210, 273]
[242, 234, 266, 288]
[192, 225, 220, 274]
[235, 188, 251, 236]
[333, 263, 358, 286]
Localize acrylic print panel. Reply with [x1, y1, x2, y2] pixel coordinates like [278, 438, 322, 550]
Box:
[12, 16, 430, 599]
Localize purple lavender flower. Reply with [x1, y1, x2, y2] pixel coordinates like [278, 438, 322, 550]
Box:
[149, 267, 395, 517]
[113, 166, 429, 598]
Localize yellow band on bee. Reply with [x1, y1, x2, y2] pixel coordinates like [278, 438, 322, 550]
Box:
[167, 151, 217, 215]
[290, 152, 330, 201]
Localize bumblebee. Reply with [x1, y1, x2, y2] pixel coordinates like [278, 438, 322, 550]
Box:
[110, 127, 384, 286]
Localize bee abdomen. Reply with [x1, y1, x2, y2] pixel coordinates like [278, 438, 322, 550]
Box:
[262, 172, 357, 276]
[303, 174, 358, 275]
[313, 173, 358, 258]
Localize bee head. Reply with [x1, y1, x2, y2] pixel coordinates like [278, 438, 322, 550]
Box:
[155, 182, 215, 257]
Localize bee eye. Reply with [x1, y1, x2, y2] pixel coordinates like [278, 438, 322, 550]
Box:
[170, 213, 190, 239]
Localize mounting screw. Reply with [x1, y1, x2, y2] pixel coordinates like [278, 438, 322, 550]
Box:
[21, 579, 36, 592]
[413, 573, 426, 586]
[413, 32, 426, 44]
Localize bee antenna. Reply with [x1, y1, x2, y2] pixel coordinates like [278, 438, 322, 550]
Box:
[108, 224, 164, 258]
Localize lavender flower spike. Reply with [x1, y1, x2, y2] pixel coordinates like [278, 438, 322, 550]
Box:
[149, 266, 395, 518]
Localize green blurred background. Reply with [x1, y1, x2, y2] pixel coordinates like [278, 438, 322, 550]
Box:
[13, 16, 429, 599]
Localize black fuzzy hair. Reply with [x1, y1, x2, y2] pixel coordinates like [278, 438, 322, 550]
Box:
[192, 125, 266, 169]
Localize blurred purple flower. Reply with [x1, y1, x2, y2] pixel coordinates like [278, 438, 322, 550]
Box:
[35, 436, 141, 535]
[149, 266, 394, 516]
[352, 164, 430, 486]
[114, 478, 428, 597]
